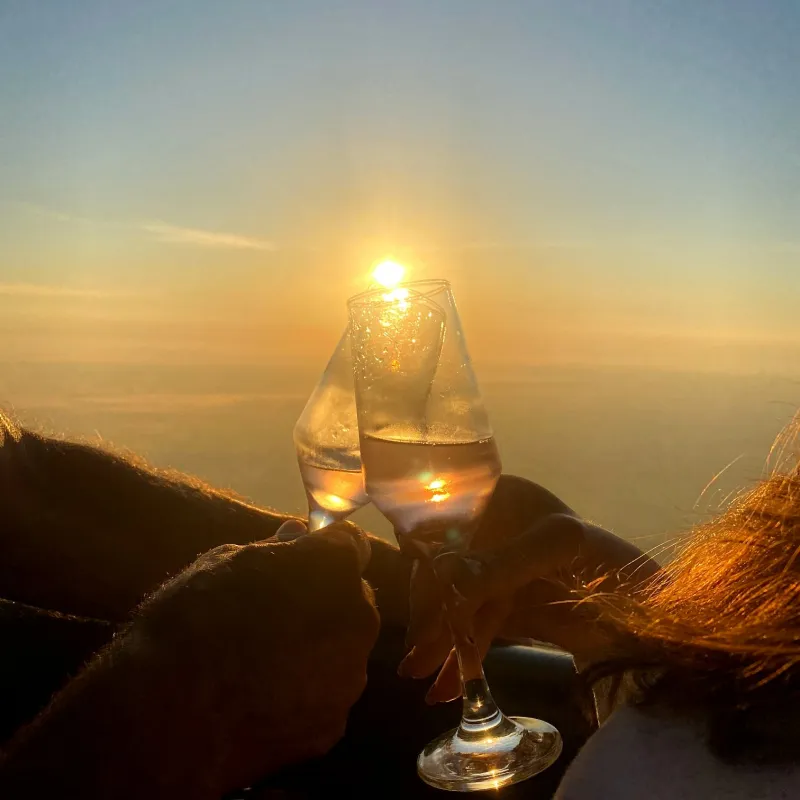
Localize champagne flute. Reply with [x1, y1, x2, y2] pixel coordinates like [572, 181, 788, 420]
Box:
[294, 331, 368, 531]
[349, 280, 562, 792]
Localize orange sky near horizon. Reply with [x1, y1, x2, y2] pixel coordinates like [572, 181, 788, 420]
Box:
[2, 2, 799, 378]
[2, 244, 799, 378]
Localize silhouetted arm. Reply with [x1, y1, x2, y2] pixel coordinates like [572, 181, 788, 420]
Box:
[0, 412, 298, 620]
[0, 525, 380, 800]
[0, 599, 114, 744]
[0, 632, 224, 800]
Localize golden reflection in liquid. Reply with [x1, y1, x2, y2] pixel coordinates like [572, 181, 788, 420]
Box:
[319, 492, 349, 510]
[426, 477, 451, 503]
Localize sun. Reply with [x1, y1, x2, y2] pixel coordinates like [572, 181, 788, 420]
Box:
[372, 260, 406, 289]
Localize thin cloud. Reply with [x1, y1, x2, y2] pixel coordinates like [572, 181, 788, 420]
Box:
[0, 284, 121, 299]
[12, 201, 97, 226]
[12, 201, 277, 253]
[141, 222, 277, 252]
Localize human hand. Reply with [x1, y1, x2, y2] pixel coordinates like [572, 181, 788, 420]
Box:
[400, 476, 657, 703]
[129, 519, 379, 794]
[0, 518, 375, 800]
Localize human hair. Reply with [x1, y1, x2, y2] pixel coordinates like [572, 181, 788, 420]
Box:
[584, 414, 800, 763]
[0, 409, 404, 625]
[0, 409, 291, 620]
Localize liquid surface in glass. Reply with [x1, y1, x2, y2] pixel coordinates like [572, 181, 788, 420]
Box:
[298, 460, 368, 517]
[296, 438, 368, 528]
[360, 431, 501, 553]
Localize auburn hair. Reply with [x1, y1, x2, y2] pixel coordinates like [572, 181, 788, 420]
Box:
[585, 414, 800, 762]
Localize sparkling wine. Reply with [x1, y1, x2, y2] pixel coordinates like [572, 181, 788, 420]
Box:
[359, 433, 501, 555]
[297, 447, 368, 531]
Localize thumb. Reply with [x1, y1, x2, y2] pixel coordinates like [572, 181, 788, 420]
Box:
[274, 518, 309, 541]
[311, 519, 372, 574]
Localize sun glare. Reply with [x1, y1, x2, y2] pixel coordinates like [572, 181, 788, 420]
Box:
[373, 260, 406, 288]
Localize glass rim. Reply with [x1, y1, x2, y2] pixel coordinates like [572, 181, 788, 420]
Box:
[347, 278, 452, 308]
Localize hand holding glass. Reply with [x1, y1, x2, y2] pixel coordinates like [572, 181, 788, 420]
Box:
[348, 281, 562, 791]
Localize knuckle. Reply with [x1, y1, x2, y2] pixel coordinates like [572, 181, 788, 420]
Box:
[193, 543, 242, 569]
[323, 519, 366, 539]
[227, 541, 279, 574]
[316, 521, 370, 561]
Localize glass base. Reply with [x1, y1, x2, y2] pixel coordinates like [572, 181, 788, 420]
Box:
[417, 714, 562, 792]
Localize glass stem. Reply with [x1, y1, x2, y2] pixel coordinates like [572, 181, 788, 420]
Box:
[455, 633, 505, 732]
[440, 583, 505, 733]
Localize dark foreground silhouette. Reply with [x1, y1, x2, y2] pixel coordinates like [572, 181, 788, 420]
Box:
[3, 409, 800, 798]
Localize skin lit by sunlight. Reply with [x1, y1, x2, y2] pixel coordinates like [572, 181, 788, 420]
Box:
[373, 260, 406, 288]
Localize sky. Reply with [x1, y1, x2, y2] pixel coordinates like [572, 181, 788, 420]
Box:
[1, 0, 800, 373]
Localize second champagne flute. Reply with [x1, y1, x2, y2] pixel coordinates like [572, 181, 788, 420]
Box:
[349, 280, 562, 792]
[294, 331, 368, 531]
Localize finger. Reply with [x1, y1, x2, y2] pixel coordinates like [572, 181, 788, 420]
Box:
[413, 520, 576, 701]
[309, 519, 372, 574]
[432, 554, 485, 618]
[362, 535, 411, 628]
[397, 628, 453, 678]
[274, 518, 308, 541]
[473, 474, 578, 550]
[437, 513, 587, 608]
[406, 558, 444, 648]
[425, 647, 458, 704]
[501, 579, 612, 661]
[191, 542, 242, 571]
[425, 596, 513, 704]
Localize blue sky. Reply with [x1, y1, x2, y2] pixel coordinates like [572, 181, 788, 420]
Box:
[1, 0, 799, 370]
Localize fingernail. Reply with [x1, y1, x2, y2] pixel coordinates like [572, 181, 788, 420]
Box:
[425, 681, 459, 705]
[276, 519, 308, 541]
[398, 649, 425, 679]
[397, 653, 413, 678]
